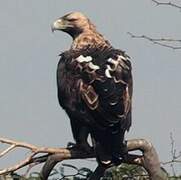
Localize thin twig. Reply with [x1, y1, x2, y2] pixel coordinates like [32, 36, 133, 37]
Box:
[0, 144, 16, 157]
[162, 160, 181, 165]
[151, 0, 181, 11]
[127, 32, 181, 50]
[170, 133, 176, 159]
[0, 152, 37, 175]
[169, 133, 181, 176]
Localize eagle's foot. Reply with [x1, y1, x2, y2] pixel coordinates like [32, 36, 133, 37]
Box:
[67, 141, 93, 154]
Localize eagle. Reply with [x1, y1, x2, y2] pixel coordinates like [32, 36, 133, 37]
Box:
[52, 12, 132, 177]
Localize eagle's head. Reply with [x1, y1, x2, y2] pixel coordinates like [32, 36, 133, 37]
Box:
[51, 12, 95, 39]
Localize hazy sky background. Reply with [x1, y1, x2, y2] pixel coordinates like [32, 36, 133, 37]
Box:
[0, 0, 181, 174]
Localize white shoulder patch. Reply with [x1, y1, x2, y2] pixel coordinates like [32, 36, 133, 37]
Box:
[105, 65, 112, 78]
[76, 55, 92, 63]
[88, 62, 100, 70]
[107, 58, 119, 71]
[105, 54, 131, 79]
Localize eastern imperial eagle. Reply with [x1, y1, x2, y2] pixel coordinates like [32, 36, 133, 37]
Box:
[52, 12, 132, 169]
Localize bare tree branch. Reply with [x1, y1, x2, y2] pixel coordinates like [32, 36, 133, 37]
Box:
[127, 32, 181, 50]
[161, 133, 181, 176]
[151, 0, 181, 11]
[0, 137, 168, 180]
[0, 137, 71, 174]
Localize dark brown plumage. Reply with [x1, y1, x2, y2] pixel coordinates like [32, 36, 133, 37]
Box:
[52, 12, 133, 178]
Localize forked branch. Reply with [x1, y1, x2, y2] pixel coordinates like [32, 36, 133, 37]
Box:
[151, 0, 181, 11]
[0, 137, 168, 180]
[128, 32, 181, 50]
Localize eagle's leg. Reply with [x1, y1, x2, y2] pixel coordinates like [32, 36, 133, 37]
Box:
[68, 118, 92, 153]
[109, 123, 128, 165]
[111, 134, 128, 165]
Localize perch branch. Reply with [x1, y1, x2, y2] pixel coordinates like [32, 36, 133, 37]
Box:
[151, 0, 181, 11]
[128, 32, 181, 50]
[0, 137, 168, 180]
[0, 137, 71, 174]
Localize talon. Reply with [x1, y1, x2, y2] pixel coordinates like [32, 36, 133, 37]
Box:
[66, 142, 93, 154]
[67, 142, 76, 149]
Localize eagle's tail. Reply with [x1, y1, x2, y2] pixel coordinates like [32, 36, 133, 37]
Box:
[90, 128, 128, 179]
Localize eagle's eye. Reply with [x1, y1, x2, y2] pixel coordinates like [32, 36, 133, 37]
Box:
[66, 18, 77, 22]
[64, 15, 78, 22]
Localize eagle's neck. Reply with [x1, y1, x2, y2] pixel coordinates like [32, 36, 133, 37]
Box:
[71, 30, 111, 50]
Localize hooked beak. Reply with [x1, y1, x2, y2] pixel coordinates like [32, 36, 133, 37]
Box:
[51, 18, 65, 32]
[51, 18, 73, 33]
